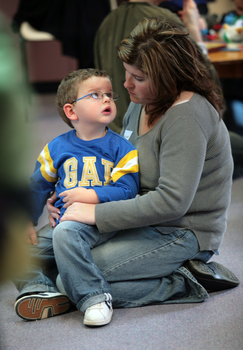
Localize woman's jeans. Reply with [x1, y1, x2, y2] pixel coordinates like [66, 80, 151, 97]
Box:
[14, 223, 212, 312]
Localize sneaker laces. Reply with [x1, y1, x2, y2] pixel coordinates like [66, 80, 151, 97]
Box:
[104, 293, 112, 309]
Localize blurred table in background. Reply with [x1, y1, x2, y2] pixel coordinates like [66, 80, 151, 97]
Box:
[208, 47, 243, 79]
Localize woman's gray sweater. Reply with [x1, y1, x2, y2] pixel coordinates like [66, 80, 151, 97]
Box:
[95, 94, 233, 251]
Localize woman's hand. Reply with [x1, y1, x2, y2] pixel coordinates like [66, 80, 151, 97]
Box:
[60, 187, 99, 208]
[60, 202, 96, 225]
[47, 192, 60, 228]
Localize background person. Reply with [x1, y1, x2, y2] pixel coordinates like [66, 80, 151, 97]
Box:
[0, 11, 33, 283]
[203, 0, 243, 139]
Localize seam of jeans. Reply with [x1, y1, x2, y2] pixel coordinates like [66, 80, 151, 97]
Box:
[102, 230, 193, 276]
[112, 292, 207, 307]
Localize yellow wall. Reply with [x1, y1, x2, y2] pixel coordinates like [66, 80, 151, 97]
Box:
[208, 0, 236, 15]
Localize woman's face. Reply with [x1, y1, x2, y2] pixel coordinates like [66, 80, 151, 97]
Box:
[123, 62, 154, 105]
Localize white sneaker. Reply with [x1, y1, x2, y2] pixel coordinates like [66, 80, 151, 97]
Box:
[83, 293, 113, 326]
[14, 292, 71, 321]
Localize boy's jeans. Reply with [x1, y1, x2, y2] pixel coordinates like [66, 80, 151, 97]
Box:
[14, 222, 116, 313]
[14, 223, 211, 312]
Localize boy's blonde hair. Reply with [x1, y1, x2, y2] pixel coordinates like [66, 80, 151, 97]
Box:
[55, 68, 111, 128]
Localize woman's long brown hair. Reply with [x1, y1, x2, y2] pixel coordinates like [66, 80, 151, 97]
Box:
[118, 17, 224, 126]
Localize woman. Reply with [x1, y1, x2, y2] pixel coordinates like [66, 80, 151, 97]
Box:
[50, 18, 238, 317]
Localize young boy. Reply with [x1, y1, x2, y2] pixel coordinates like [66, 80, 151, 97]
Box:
[14, 69, 139, 326]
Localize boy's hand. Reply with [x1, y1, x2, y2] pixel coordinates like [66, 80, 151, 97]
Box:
[26, 222, 38, 245]
[60, 187, 99, 208]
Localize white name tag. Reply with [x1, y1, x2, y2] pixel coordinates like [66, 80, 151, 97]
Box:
[124, 130, 133, 140]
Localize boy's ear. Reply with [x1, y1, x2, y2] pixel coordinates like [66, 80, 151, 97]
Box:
[63, 103, 78, 121]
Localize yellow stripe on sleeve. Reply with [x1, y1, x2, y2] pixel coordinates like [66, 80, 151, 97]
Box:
[111, 150, 139, 183]
[37, 144, 57, 182]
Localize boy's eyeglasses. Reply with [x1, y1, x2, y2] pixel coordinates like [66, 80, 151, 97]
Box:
[71, 91, 120, 103]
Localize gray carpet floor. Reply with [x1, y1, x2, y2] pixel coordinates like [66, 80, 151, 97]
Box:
[0, 94, 242, 350]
